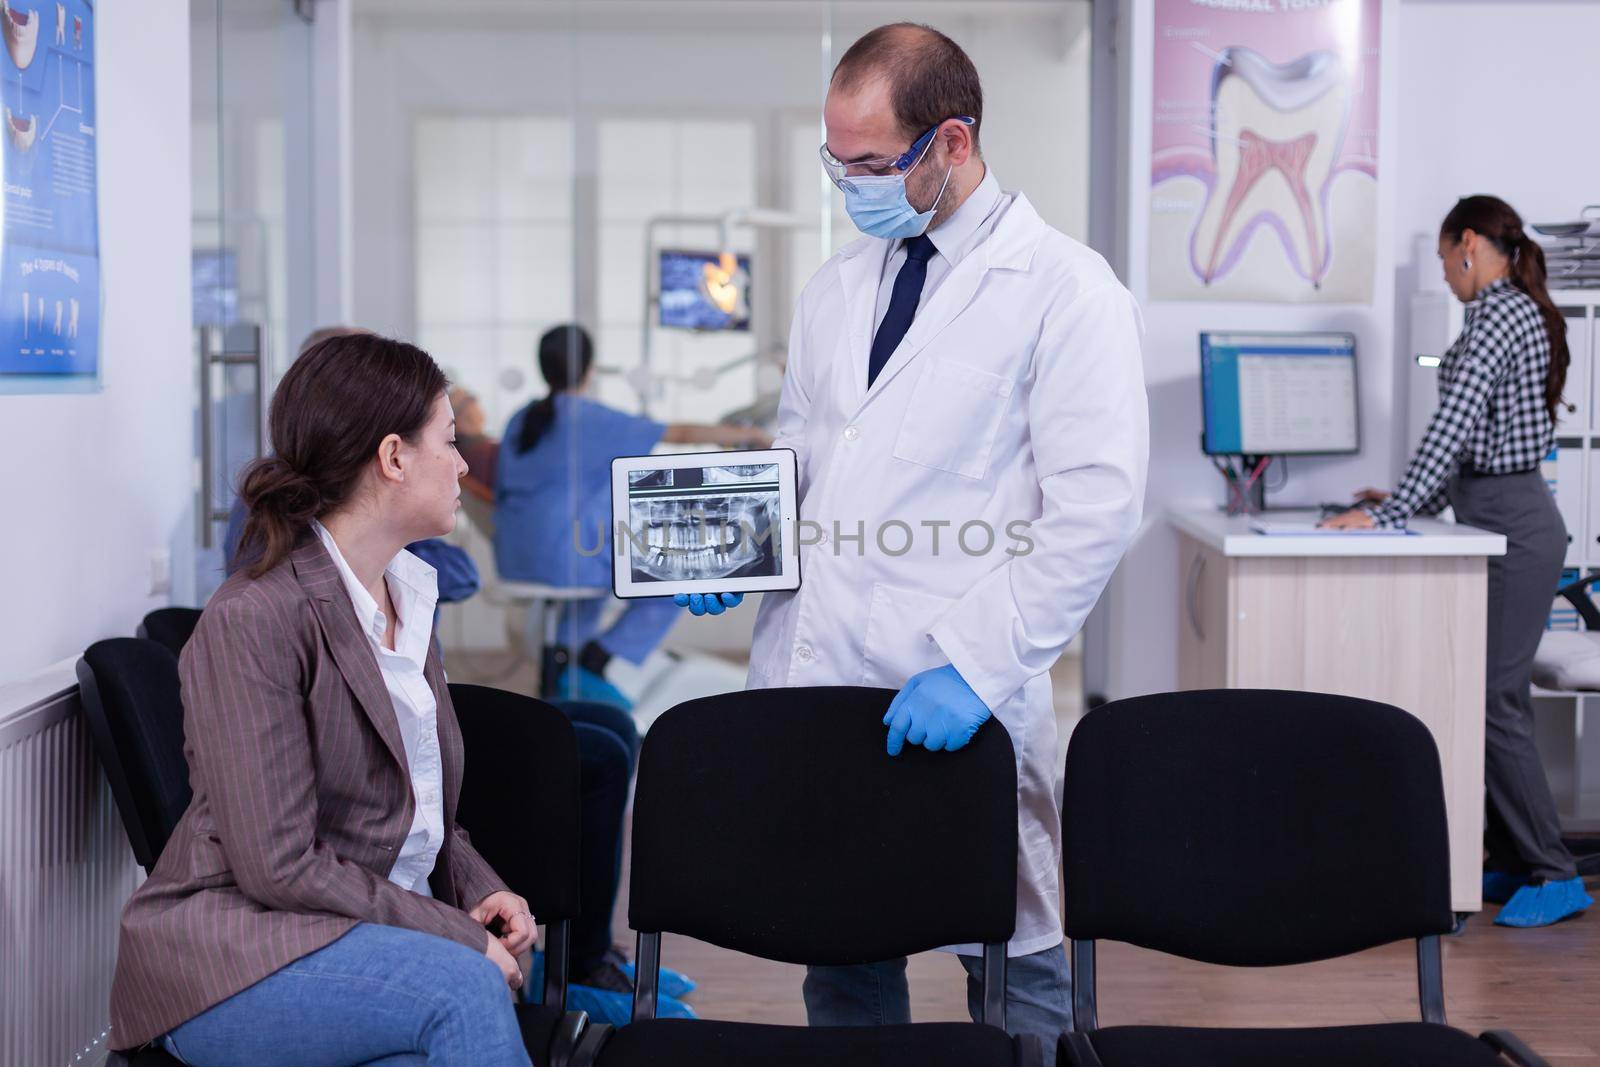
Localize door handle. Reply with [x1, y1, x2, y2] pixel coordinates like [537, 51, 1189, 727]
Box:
[197, 323, 264, 548]
[1185, 552, 1206, 643]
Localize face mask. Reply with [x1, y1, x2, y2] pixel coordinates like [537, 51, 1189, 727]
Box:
[842, 165, 954, 239]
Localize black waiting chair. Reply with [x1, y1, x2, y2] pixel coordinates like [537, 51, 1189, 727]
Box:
[452, 683, 591, 1067]
[1056, 689, 1550, 1067]
[136, 607, 204, 659]
[77, 638, 191, 874]
[80, 638, 192, 1067]
[573, 685, 1041, 1067]
[88, 666, 586, 1066]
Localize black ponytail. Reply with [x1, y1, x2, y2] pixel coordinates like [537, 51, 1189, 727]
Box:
[515, 324, 595, 455]
[1442, 195, 1570, 419]
[516, 395, 558, 455]
[1508, 233, 1571, 418]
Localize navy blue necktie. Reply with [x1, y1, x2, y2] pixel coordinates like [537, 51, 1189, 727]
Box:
[867, 234, 938, 388]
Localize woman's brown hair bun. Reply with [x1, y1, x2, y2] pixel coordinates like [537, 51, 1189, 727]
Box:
[234, 333, 447, 578]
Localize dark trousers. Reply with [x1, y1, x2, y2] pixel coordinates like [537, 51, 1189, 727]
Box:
[558, 701, 640, 973]
[1449, 470, 1578, 881]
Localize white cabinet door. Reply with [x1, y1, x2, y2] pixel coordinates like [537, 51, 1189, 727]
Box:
[1562, 309, 1589, 433]
[1555, 446, 1584, 566]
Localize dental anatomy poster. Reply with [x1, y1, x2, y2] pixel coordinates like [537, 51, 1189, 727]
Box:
[1149, 0, 1380, 304]
[0, 0, 97, 392]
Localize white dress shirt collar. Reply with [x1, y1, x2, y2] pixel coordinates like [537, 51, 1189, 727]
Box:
[311, 519, 446, 898]
[311, 520, 439, 666]
[925, 164, 1002, 266]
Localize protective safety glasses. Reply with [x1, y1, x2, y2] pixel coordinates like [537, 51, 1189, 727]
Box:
[819, 115, 974, 193]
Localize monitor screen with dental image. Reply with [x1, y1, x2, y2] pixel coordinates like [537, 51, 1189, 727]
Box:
[658, 249, 752, 331]
[1200, 331, 1359, 456]
[610, 449, 800, 599]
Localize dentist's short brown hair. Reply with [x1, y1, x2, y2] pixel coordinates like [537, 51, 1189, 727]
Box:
[831, 22, 983, 154]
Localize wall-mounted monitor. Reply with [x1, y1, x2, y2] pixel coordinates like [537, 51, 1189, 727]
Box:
[658, 248, 751, 332]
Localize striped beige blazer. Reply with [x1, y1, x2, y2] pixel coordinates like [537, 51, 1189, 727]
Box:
[109, 535, 509, 1050]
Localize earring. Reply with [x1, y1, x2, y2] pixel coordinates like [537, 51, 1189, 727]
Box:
[1462, 257, 1472, 271]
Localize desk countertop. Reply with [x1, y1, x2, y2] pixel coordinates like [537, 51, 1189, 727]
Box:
[1169, 507, 1508, 558]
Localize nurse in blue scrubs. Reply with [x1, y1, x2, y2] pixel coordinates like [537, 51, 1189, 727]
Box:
[495, 324, 770, 707]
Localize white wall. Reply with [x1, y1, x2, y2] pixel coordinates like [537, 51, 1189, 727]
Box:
[1097, 0, 1600, 701]
[1098, 0, 1402, 700]
[1393, 1, 1600, 298]
[0, 4, 192, 686]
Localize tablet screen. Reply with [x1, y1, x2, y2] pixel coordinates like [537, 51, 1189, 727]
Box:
[610, 449, 801, 599]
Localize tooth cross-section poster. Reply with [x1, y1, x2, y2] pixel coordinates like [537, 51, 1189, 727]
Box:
[1150, 0, 1380, 304]
[0, 0, 98, 392]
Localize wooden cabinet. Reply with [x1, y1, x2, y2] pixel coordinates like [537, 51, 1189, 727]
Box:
[1176, 531, 1490, 913]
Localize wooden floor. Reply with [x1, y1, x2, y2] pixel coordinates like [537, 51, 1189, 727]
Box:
[451, 649, 1600, 1063]
[639, 912, 1600, 1063]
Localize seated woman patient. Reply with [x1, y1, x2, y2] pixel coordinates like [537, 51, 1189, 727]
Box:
[109, 334, 536, 1066]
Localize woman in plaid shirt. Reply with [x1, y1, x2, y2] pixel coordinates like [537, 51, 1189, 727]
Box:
[1327, 196, 1592, 928]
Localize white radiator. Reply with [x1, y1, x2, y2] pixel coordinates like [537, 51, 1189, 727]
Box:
[1, 663, 141, 1067]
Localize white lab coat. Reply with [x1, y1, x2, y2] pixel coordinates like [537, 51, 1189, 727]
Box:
[746, 191, 1149, 957]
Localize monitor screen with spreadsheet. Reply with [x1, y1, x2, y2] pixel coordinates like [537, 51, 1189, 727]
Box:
[1199, 331, 1359, 456]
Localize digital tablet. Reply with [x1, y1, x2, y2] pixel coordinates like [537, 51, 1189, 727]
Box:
[610, 448, 801, 599]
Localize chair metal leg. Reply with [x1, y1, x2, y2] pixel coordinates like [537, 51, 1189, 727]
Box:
[632, 931, 661, 1023]
[1480, 1029, 1553, 1067]
[981, 941, 1007, 1031]
[1071, 940, 1098, 1033]
[544, 919, 571, 1014]
[1416, 935, 1446, 1025]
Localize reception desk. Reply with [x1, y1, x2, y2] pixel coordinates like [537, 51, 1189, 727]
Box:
[1169, 508, 1507, 913]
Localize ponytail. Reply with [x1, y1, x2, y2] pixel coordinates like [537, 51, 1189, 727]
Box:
[514, 323, 596, 456]
[1442, 195, 1570, 419]
[1507, 232, 1571, 419]
[235, 332, 447, 579]
[515, 395, 557, 456]
[235, 456, 325, 579]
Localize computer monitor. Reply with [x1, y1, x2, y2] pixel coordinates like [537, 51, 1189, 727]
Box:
[658, 249, 752, 332]
[1200, 331, 1359, 456]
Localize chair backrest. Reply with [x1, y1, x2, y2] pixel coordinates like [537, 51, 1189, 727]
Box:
[1061, 689, 1454, 967]
[76, 639, 191, 873]
[629, 686, 1018, 965]
[450, 683, 582, 922]
[136, 607, 203, 658]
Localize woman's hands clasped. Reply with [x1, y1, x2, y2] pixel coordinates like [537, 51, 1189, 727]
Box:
[473, 889, 537, 990]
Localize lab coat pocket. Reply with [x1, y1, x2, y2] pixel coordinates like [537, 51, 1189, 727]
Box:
[892, 358, 1016, 480]
[860, 582, 961, 688]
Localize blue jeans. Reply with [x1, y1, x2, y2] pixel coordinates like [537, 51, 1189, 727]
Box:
[160, 923, 530, 1067]
[802, 943, 1072, 1066]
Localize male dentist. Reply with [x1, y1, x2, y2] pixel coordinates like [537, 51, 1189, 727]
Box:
[682, 22, 1147, 1056]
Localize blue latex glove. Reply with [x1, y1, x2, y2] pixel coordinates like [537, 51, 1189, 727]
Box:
[674, 592, 744, 617]
[883, 664, 992, 757]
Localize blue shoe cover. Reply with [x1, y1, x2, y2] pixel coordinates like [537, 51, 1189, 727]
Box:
[556, 665, 633, 711]
[1494, 877, 1594, 927]
[1483, 870, 1532, 905]
[619, 960, 697, 999]
[568, 984, 696, 1027]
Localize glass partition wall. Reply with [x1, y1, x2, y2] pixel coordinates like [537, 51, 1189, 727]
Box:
[190, 0, 315, 599]
[347, 0, 1092, 679]
[309, 3, 1086, 773]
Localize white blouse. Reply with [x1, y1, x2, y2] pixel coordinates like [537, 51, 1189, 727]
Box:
[312, 521, 445, 897]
